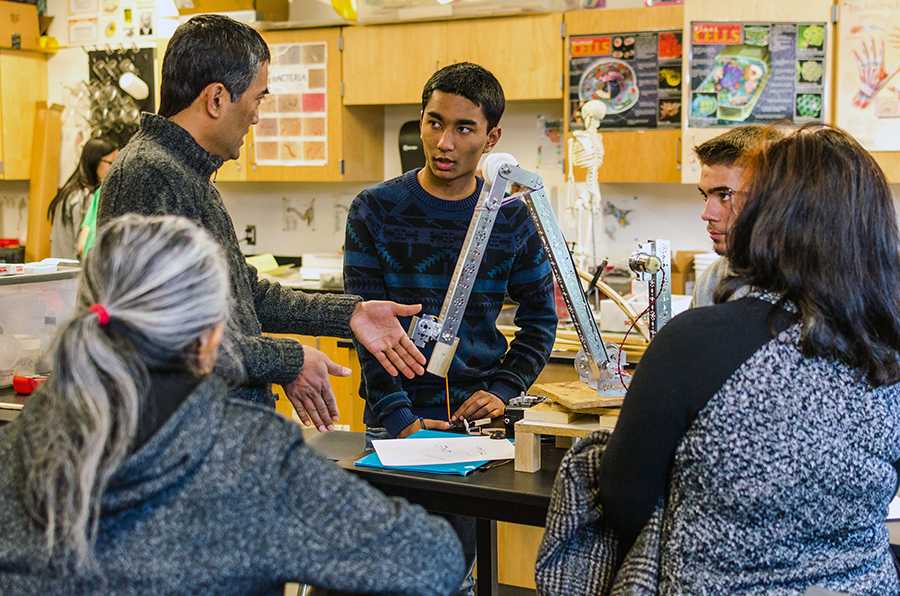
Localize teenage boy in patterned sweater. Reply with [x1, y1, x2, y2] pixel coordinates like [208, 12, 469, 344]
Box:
[344, 62, 558, 441]
[345, 63, 557, 594]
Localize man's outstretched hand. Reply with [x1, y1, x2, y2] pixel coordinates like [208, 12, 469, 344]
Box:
[350, 300, 427, 378]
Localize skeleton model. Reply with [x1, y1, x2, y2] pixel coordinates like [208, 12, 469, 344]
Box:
[566, 100, 607, 271]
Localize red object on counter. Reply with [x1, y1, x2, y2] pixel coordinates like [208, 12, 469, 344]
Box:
[0, 238, 19, 248]
[13, 375, 47, 395]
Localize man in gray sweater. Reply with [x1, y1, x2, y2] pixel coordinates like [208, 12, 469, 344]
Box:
[691, 126, 783, 307]
[100, 15, 426, 430]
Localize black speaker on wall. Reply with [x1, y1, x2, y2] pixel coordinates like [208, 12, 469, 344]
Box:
[399, 120, 425, 173]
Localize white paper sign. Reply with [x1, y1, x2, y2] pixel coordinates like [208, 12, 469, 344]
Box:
[373, 436, 515, 467]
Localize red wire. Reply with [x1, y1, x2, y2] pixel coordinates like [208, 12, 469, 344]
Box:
[616, 268, 666, 389]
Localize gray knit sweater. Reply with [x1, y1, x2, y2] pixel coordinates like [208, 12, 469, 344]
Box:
[99, 114, 361, 405]
[599, 292, 900, 594]
[0, 376, 466, 594]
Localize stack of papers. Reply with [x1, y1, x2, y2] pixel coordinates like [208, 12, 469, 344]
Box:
[355, 430, 514, 476]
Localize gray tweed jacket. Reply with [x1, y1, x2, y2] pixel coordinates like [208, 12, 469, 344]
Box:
[536, 430, 662, 595]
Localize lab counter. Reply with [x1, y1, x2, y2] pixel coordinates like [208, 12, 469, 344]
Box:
[0, 386, 26, 423]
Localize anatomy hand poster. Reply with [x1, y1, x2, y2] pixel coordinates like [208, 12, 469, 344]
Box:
[836, 0, 900, 150]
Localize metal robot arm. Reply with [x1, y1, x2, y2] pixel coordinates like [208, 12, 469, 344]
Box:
[407, 153, 622, 395]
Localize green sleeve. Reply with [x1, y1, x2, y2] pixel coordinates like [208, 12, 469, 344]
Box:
[80, 187, 102, 256]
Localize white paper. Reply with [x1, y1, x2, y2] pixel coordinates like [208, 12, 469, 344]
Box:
[373, 436, 515, 467]
[887, 496, 900, 520]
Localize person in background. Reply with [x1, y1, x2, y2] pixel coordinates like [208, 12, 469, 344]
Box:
[344, 62, 558, 595]
[691, 125, 782, 307]
[598, 126, 900, 593]
[99, 15, 426, 431]
[46, 138, 117, 259]
[0, 214, 465, 594]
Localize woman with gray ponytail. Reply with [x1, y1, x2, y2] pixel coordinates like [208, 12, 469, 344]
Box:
[0, 215, 465, 595]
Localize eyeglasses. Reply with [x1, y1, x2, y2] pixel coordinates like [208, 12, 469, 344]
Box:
[698, 186, 746, 203]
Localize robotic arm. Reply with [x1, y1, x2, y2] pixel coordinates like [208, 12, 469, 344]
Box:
[408, 153, 625, 396]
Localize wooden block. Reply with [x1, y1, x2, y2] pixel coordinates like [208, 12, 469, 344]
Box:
[523, 401, 579, 424]
[531, 381, 624, 410]
[516, 418, 615, 439]
[514, 428, 541, 472]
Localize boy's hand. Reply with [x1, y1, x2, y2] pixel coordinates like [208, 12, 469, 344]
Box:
[451, 390, 505, 423]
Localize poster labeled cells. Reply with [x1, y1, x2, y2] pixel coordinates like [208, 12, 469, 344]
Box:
[689, 22, 828, 127]
[254, 43, 328, 167]
[569, 30, 683, 130]
[836, 0, 900, 151]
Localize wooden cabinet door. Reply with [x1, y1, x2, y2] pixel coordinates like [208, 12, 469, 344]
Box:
[0, 51, 47, 180]
[446, 13, 564, 101]
[343, 21, 448, 105]
[247, 28, 344, 182]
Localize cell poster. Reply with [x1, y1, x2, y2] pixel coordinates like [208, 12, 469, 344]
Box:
[689, 22, 828, 127]
[836, 0, 900, 151]
[569, 30, 683, 130]
[254, 43, 328, 167]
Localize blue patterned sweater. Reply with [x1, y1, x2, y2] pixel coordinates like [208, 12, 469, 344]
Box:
[344, 169, 557, 437]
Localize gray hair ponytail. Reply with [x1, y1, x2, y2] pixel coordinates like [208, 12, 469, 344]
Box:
[21, 214, 229, 570]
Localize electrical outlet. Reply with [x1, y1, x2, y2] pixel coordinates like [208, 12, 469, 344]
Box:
[244, 224, 257, 246]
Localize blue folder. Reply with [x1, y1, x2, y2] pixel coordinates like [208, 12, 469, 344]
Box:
[354, 430, 490, 476]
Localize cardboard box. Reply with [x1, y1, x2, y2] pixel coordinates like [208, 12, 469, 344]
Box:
[0, 1, 39, 51]
[671, 250, 705, 295]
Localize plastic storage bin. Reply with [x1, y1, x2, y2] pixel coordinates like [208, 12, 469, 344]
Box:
[0, 269, 80, 378]
[357, 0, 578, 24]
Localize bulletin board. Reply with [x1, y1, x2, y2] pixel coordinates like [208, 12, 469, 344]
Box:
[689, 21, 828, 127]
[569, 30, 683, 130]
[67, 0, 159, 45]
[254, 43, 329, 167]
[835, 0, 900, 151]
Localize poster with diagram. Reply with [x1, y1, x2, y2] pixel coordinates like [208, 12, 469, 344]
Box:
[67, 0, 157, 45]
[254, 43, 328, 166]
[569, 30, 683, 130]
[689, 22, 828, 127]
[836, 0, 900, 151]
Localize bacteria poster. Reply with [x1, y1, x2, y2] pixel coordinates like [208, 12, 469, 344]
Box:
[254, 43, 328, 166]
[569, 30, 683, 130]
[835, 0, 900, 151]
[689, 22, 827, 127]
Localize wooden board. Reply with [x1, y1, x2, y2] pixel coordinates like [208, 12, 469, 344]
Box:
[530, 381, 625, 409]
[516, 417, 615, 438]
[524, 400, 579, 424]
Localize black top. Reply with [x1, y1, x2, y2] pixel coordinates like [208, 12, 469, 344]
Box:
[597, 297, 795, 550]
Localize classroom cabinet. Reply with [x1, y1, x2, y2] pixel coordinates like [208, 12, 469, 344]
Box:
[0, 51, 47, 180]
[342, 13, 564, 105]
[564, 6, 684, 183]
[221, 27, 383, 183]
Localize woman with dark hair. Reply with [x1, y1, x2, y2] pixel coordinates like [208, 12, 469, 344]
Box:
[47, 138, 117, 258]
[596, 126, 900, 593]
[0, 215, 464, 594]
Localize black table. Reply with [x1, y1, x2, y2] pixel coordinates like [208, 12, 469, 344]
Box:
[303, 430, 563, 596]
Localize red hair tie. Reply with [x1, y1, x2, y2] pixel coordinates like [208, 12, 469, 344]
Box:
[88, 304, 110, 327]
